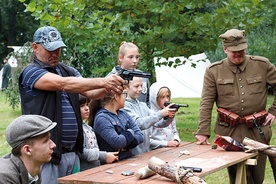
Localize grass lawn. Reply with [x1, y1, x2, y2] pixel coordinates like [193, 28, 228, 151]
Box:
[0, 91, 21, 156]
[0, 91, 275, 183]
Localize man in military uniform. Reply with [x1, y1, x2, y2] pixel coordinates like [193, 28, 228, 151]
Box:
[195, 28, 276, 183]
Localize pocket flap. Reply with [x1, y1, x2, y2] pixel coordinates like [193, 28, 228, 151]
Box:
[217, 79, 234, 85]
[246, 76, 262, 84]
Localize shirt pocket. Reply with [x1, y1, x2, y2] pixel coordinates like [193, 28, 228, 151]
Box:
[246, 76, 263, 94]
[217, 78, 234, 96]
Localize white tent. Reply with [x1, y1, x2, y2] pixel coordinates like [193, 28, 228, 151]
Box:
[154, 53, 211, 98]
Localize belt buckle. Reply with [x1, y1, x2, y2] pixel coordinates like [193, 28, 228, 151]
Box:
[218, 121, 229, 127]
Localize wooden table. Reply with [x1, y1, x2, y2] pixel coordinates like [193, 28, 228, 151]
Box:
[58, 142, 258, 184]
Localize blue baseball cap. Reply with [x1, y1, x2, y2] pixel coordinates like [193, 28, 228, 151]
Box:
[33, 26, 67, 51]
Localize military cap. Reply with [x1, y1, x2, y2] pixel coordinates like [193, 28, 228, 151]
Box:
[219, 29, 248, 51]
[5, 115, 57, 148]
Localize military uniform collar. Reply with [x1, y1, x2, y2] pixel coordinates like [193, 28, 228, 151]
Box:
[237, 56, 248, 72]
[226, 56, 248, 74]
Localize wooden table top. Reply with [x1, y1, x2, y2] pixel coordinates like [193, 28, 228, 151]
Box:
[58, 142, 258, 184]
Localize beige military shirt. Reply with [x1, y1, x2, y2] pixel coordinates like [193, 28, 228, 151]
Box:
[196, 55, 276, 136]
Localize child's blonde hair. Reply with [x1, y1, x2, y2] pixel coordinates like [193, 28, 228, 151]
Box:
[157, 87, 171, 100]
[118, 41, 139, 65]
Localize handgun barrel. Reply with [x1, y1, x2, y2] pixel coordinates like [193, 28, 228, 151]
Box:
[119, 69, 152, 79]
[164, 102, 188, 108]
[179, 104, 189, 107]
[132, 71, 152, 78]
[182, 166, 202, 172]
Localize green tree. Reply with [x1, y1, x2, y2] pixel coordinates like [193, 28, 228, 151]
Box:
[0, 0, 39, 62]
[4, 42, 33, 109]
[19, 0, 266, 79]
[206, 0, 275, 63]
[3, 0, 272, 109]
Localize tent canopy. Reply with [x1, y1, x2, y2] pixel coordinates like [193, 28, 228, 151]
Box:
[154, 53, 211, 98]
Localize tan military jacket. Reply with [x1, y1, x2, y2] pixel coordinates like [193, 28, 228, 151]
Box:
[195, 55, 276, 141]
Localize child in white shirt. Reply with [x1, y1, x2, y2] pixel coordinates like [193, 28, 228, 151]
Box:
[149, 82, 181, 150]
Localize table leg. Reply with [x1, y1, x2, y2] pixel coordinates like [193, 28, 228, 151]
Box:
[235, 162, 246, 184]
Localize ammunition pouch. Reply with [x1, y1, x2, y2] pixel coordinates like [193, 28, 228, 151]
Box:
[217, 108, 239, 126]
[243, 110, 268, 128]
[217, 108, 268, 128]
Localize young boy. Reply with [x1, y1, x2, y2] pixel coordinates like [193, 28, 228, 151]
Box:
[124, 77, 177, 155]
[0, 115, 56, 184]
[78, 95, 118, 171]
[149, 82, 181, 150]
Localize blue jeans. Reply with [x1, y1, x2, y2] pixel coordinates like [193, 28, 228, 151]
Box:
[41, 152, 80, 184]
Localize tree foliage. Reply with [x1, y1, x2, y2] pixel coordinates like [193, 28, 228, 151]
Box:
[2, 0, 273, 110]
[205, 0, 275, 63]
[0, 0, 39, 62]
[4, 42, 33, 109]
[18, 0, 267, 78]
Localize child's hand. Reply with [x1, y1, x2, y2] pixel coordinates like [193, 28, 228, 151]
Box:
[105, 152, 119, 163]
[168, 108, 177, 118]
[167, 140, 180, 147]
[161, 103, 177, 118]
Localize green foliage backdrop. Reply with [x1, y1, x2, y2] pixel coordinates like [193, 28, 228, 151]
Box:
[4, 0, 274, 109]
[18, 0, 271, 78]
[0, 0, 39, 61]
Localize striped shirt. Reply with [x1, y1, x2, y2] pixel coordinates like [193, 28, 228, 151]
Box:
[21, 65, 81, 146]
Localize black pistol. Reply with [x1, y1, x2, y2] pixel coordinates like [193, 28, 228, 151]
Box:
[182, 166, 202, 172]
[117, 69, 152, 83]
[164, 102, 189, 109]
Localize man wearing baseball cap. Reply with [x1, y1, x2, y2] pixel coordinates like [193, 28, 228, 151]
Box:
[18, 26, 126, 183]
[0, 115, 56, 184]
[195, 28, 276, 183]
